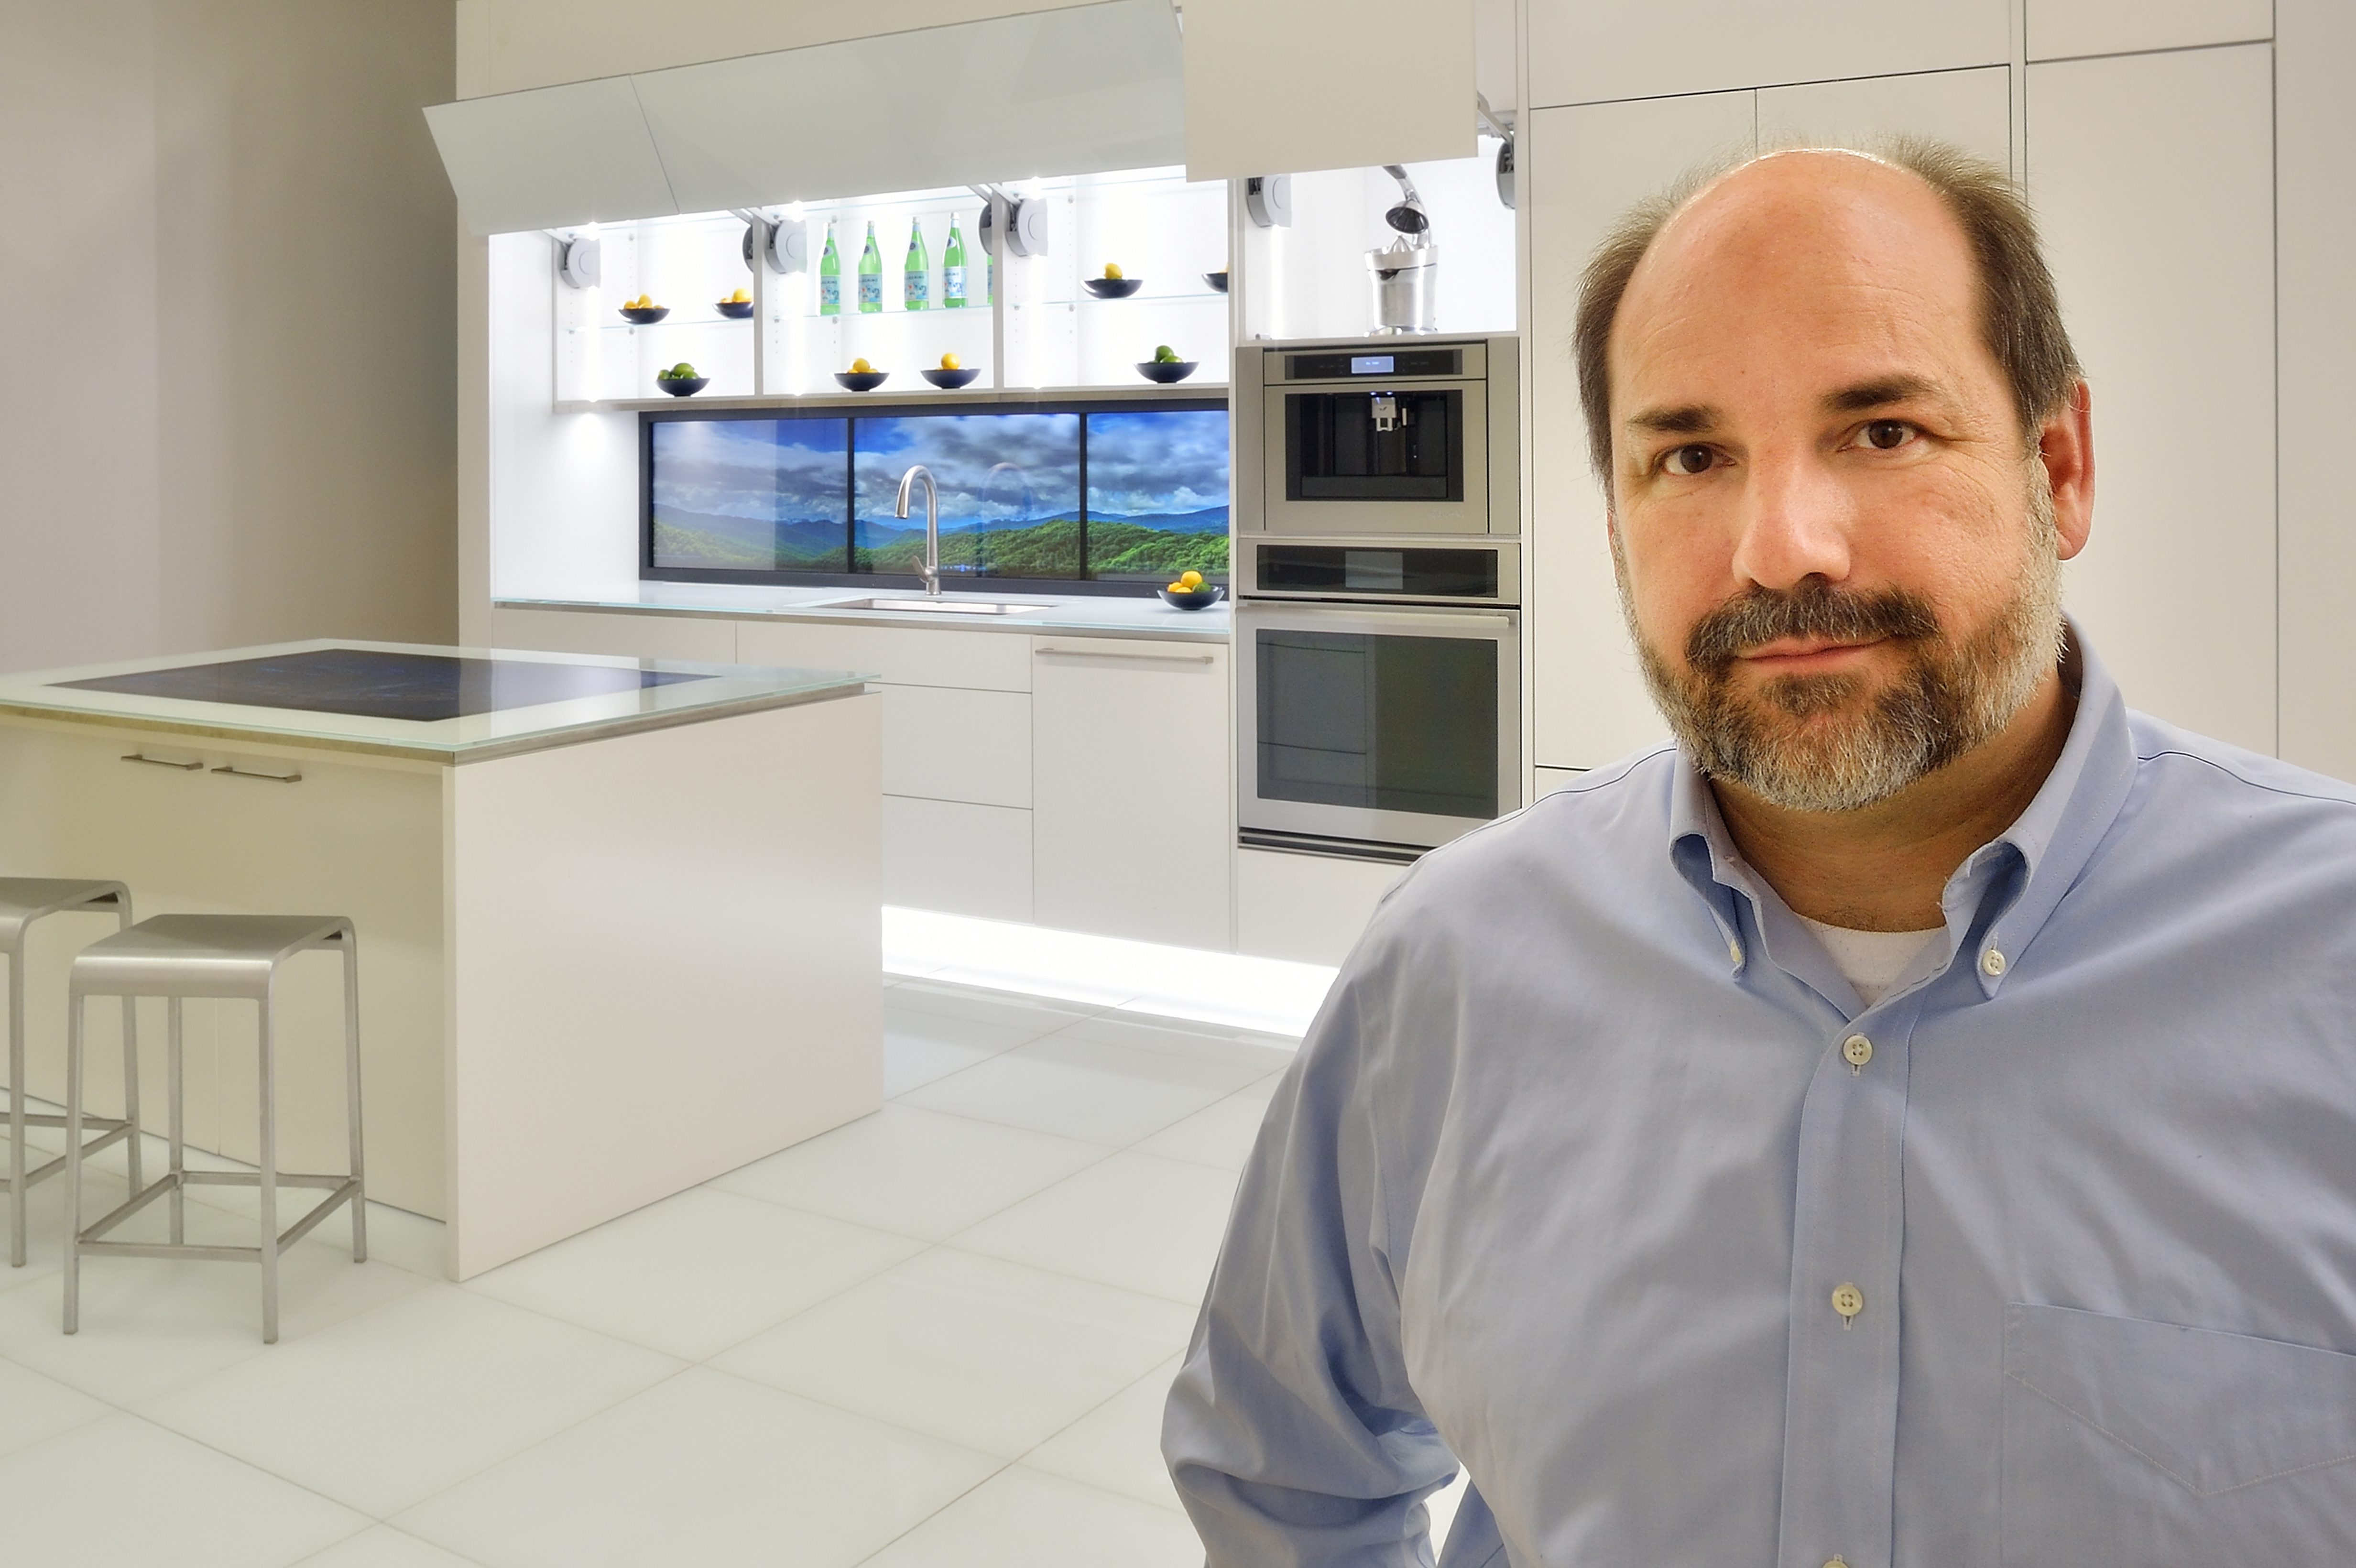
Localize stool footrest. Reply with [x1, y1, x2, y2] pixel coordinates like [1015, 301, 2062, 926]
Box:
[79, 1172, 361, 1252]
[0, 1118, 131, 1196]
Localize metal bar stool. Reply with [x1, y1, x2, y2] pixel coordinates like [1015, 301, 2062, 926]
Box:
[65, 914, 366, 1343]
[0, 879, 142, 1268]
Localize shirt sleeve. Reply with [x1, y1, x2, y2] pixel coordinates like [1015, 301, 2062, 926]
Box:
[1161, 939, 1462, 1567]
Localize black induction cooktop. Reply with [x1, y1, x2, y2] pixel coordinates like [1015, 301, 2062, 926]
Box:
[55, 647, 712, 723]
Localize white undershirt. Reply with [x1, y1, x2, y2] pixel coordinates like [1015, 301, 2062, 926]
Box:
[1796, 915, 1943, 1007]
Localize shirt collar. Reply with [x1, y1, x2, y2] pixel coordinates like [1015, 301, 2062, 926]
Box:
[1668, 618, 2139, 999]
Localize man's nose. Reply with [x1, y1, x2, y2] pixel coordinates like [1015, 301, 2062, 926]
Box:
[1728, 449, 1854, 591]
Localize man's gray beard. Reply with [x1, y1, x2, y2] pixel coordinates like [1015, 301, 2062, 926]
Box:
[1619, 480, 2065, 815]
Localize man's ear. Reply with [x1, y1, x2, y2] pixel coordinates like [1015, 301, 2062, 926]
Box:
[2042, 378, 2094, 562]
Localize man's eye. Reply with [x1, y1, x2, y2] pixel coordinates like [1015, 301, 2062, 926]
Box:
[1861, 420, 1913, 450]
[1661, 445, 1716, 476]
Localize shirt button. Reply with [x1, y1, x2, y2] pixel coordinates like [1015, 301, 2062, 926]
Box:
[1842, 1034, 1873, 1072]
[1823, 1558, 1850, 1568]
[1728, 939, 1744, 966]
[1831, 1283, 1865, 1326]
[1982, 947, 2007, 976]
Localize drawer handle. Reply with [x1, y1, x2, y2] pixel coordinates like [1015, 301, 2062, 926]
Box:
[122, 753, 202, 771]
[1035, 646, 1215, 664]
[212, 765, 303, 784]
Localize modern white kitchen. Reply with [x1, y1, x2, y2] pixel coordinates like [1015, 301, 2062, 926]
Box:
[0, 1, 2348, 1564]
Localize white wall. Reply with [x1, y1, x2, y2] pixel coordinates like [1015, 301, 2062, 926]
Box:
[0, 0, 458, 675]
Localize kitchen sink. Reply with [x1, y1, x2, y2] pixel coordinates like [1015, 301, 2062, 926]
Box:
[823, 597, 1050, 616]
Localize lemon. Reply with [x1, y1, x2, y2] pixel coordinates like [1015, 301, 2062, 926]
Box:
[729, 288, 750, 303]
[1103, 262, 1123, 279]
[851, 357, 873, 374]
[1167, 581, 1185, 592]
[1178, 570, 1203, 589]
[940, 352, 960, 370]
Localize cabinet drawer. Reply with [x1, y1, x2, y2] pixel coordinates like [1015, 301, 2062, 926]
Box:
[883, 686, 1031, 808]
[882, 796, 1032, 923]
[490, 607, 736, 663]
[738, 620, 1032, 691]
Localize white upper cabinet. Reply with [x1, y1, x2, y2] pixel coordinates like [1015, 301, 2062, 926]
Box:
[1181, 0, 1475, 179]
[634, 0, 1185, 215]
[2029, 0, 2272, 61]
[425, 76, 678, 237]
[1524, 90, 1756, 773]
[1757, 65, 2013, 168]
[428, 0, 1184, 237]
[1528, 0, 2010, 108]
[2029, 43, 2275, 752]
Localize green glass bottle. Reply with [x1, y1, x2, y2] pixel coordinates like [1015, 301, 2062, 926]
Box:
[857, 221, 883, 314]
[903, 219, 931, 311]
[818, 223, 841, 316]
[941, 217, 967, 308]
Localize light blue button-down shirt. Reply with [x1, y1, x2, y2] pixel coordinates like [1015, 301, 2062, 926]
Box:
[1166, 632, 2356, 1567]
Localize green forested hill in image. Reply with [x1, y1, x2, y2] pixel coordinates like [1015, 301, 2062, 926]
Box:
[858, 518, 1230, 580]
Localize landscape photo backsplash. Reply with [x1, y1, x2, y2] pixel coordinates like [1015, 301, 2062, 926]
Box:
[649, 407, 1229, 581]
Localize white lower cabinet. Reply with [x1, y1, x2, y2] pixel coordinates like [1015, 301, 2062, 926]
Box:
[497, 607, 1237, 946]
[1030, 636, 1232, 950]
[883, 795, 1033, 922]
[1235, 848, 1406, 967]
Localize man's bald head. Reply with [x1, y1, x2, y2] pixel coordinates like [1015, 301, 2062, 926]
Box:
[1573, 139, 2079, 487]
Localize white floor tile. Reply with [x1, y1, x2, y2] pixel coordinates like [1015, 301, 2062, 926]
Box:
[1131, 1078, 1282, 1172]
[0, 1413, 367, 1568]
[948, 1150, 1241, 1305]
[1024, 1355, 1187, 1512]
[713, 1248, 1194, 1458]
[462, 1186, 919, 1359]
[292, 1525, 488, 1567]
[1049, 1011, 1300, 1076]
[0, 1235, 430, 1408]
[898, 1033, 1265, 1147]
[393, 1366, 1000, 1568]
[136, 1285, 681, 1518]
[885, 978, 1105, 1033]
[711, 1105, 1112, 1242]
[0, 1355, 111, 1461]
[859, 1462, 1202, 1568]
[882, 1007, 1047, 1096]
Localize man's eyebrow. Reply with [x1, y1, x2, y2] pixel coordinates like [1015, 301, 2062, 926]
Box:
[1824, 375, 1940, 413]
[1624, 404, 1720, 436]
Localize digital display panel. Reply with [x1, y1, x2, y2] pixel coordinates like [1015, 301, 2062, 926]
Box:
[1349, 355, 1396, 375]
[644, 401, 1230, 588]
[649, 418, 850, 571]
[853, 413, 1082, 579]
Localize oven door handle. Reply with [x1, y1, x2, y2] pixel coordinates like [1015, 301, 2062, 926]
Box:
[1237, 605, 1518, 631]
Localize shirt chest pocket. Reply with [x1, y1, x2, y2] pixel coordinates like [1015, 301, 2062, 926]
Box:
[2003, 1303, 2356, 1565]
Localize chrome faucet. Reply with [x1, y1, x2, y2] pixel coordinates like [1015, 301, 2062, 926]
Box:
[894, 464, 941, 596]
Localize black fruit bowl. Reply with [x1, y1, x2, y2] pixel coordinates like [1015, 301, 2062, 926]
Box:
[620, 305, 670, 324]
[921, 366, 981, 389]
[715, 299, 754, 319]
[1084, 277, 1144, 299]
[657, 376, 709, 397]
[1157, 584, 1224, 610]
[834, 370, 889, 391]
[1136, 359, 1198, 384]
[1203, 270, 1229, 294]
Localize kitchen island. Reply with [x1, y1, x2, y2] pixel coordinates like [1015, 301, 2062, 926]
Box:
[0, 640, 881, 1278]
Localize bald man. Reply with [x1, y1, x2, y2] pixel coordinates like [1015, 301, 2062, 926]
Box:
[1164, 142, 2356, 1567]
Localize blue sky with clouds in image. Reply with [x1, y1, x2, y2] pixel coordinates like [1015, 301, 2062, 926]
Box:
[853, 413, 1080, 534]
[1086, 409, 1229, 525]
[650, 418, 846, 524]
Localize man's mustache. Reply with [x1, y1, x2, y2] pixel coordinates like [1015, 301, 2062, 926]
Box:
[1686, 582, 1943, 672]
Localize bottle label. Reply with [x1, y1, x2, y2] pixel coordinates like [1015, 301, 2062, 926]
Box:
[858, 273, 882, 309]
[904, 270, 929, 307]
[943, 265, 966, 305]
[819, 274, 840, 314]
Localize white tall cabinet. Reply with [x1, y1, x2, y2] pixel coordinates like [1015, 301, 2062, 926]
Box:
[1521, 0, 2309, 776]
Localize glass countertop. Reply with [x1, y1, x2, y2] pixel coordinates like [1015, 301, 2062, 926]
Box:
[0, 640, 873, 762]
